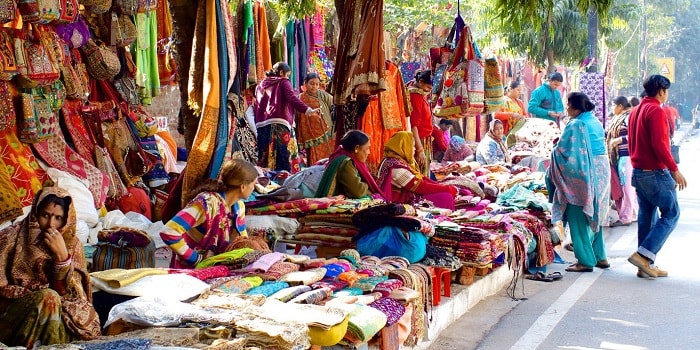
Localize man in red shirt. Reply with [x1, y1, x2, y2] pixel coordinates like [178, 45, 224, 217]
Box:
[627, 75, 687, 279]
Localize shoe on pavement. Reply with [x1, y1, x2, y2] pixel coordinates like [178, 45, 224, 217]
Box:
[628, 252, 657, 278]
[637, 266, 668, 278]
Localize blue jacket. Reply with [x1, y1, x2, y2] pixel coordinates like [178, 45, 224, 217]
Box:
[528, 82, 564, 121]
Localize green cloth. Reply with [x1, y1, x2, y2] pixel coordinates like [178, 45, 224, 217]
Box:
[134, 13, 161, 105]
[565, 204, 607, 267]
[497, 183, 551, 212]
[197, 248, 254, 268]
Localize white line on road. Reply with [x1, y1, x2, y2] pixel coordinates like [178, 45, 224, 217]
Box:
[509, 270, 603, 350]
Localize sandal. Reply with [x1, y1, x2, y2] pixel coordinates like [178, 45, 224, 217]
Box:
[564, 243, 574, 252]
[547, 272, 563, 281]
[595, 260, 611, 269]
[525, 272, 553, 282]
[565, 263, 594, 273]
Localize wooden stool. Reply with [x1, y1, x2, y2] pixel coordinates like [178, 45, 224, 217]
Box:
[430, 266, 452, 306]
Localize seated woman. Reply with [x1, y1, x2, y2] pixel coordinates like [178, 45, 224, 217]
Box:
[315, 130, 384, 199]
[377, 131, 457, 210]
[160, 159, 258, 268]
[475, 120, 511, 165]
[0, 187, 101, 347]
[442, 136, 473, 162]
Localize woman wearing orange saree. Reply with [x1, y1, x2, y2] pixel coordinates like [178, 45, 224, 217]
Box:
[297, 73, 335, 165]
[494, 80, 527, 135]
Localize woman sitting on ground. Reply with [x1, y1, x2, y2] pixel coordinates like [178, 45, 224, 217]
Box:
[475, 119, 511, 165]
[377, 131, 457, 210]
[316, 130, 385, 199]
[160, 159, 258, 268]
[442, 136, 473, 162]
[0, 187, 101, 347]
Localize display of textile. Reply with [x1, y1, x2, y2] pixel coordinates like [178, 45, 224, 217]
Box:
[246, 195, 346, 215]
[577, 72, 606, 125]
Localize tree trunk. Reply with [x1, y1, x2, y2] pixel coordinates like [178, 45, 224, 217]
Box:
[170, 0, 199, 150]
[587, 6, 599, 73]
[546, 50, 556, 73]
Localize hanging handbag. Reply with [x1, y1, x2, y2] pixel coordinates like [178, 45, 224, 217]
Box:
[83, 104, 129, 198]
[18, 87, 57, 143]
[60, 48, 90, 100]
[17, 0, 60, 24]
[81, 39, 121, 80]
[14, 26, 61, 88]
[112, 12, 136, 47]
[432, 27, 469, 119]
[113, 0, 137, 16]
[464, 26, 485, 116]
[0, 28, 18, 80]
[53, 15, 90, 48]
[0, 0, 15, 24]
[56, 0, 79, 23]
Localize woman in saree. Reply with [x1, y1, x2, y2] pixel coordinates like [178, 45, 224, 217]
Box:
[254, 62, 321, 173]
[493, 80, 527, 135]
[297, 72, 335, 165]
[475, 119, 511, 165]
[547, 92, 611, 272]
[160, 159, 258, 268]
[0, 187, 101, 347]
[377, 131, 457, 210]
[315, 130, 384, 199]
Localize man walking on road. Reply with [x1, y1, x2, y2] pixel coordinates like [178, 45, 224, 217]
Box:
[627, 74, 687, 278]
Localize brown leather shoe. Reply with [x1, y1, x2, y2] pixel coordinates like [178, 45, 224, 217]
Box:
[628, 252, 657, 278]
[637, 266, 668, 278]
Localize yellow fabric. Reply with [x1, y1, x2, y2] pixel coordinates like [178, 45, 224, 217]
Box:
[383, 131, 422, 179]
[308, 315, 349, 346]
[89, 268, 168, 289]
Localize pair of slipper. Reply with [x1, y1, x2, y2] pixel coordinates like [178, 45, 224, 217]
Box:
[525, 271, 563, 282]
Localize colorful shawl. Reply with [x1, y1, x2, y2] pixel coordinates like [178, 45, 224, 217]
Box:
[297, 90, 335, 164]
[547, 111, 609, 230]
[0, 187, 101, 342]
[316, 148, 384, 198]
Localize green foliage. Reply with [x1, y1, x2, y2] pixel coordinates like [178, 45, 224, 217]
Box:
[268, 0, 316, 20]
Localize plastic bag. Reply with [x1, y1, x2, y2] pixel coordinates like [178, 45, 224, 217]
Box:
[356, 226, 428, 263]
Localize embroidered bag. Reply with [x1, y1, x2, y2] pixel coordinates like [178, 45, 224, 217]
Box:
[18, 88, 57, 143]
[53, 15, 90, 48]
[83, 104, 129, 198]
[432, 27, 469, 119]
[17, 0, 60, 24]
[0, 28, 18, 80]
[81, 39, 120, 80]
[0, 0, 15, 24]
[57, 0, 79, 22]
[464, 26, 485, 116]
[112, 13, 136, 47]
[82, 0, 112, 15]
[14, 26, 61, 88]
[113, 0, 137, 15]
[60, 48, 89, 100]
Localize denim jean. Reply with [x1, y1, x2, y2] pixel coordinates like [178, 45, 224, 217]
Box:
[631, 169, 680, 263]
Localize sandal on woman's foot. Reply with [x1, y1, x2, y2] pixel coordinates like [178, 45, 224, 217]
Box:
[547, 272, 563, 281]
[525, 272, 553, 282]
[595, 260, 610, 269]
[564, 243, 574, 251]
[565, 263, 594, 273]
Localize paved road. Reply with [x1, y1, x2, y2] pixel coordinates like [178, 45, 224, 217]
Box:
[434, 123, 700, 350]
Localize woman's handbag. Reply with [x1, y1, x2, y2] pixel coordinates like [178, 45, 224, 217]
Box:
[81, 39, 121, 80]
[83, 104, 129, 199]
[14, 26, 61, 88]
[18, 88, 57, 143]
[92, 226, 156, 272]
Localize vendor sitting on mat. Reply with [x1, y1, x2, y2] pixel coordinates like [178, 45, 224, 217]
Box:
[315, 130, 385, 199]
[0, 187, 101, 347]
[377, 131, 457, 210]
[160, 159, 258, 268]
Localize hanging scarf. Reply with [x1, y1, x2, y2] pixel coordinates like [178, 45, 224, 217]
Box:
[605, 109, 630, 169]
[487, 120, 511, 163]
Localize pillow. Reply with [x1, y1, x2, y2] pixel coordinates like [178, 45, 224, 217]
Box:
[45, 168, 99, 227]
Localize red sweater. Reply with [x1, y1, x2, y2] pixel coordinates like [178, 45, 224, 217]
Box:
[628, 97, 678, 172]
[409, 92, 434, 138]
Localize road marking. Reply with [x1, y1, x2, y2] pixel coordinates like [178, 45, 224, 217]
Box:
[611, 229, 637, 251]
[509, 270, 603, 350]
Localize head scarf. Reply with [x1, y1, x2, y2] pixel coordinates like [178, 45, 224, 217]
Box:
[487, 120, 511, 163]
[321, 146, 385, 199]
[383, 132, 421, 178]
[0, 187, 100, 338]
[449, 136, 466, 150]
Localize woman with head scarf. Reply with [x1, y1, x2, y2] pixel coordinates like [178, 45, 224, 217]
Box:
[494, 80, 527, 135]
[0, 187, 101, 347]
[254, 62, 321, 173]
[408, 70, 434, 175]
[442, 136, 473, 162]
[316, 130, 384, 199]
[475, 119, 511, 165]
[547, 92, 611, 273]
[377, 131, 457, 209]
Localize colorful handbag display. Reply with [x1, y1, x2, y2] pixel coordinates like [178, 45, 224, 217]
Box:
[18, 88, 57, 143]
[81, 39, 121, 80]
[0, 29, 18, 80]
[14, 26, 61, 88]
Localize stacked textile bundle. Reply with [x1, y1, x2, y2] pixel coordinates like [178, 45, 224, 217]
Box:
[294, 214, 358, 248]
